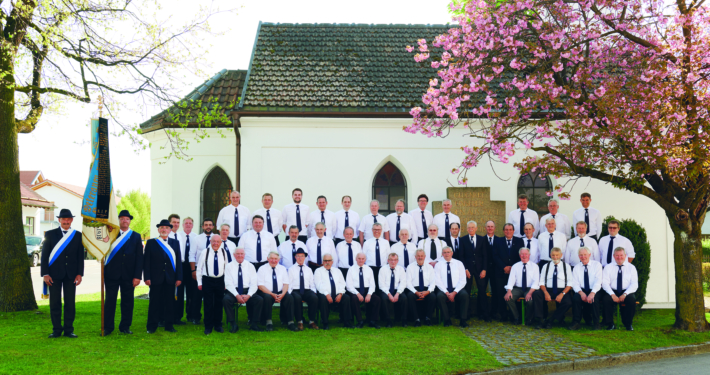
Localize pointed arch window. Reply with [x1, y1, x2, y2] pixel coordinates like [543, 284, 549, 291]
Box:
[517, 171, 552, 217]
[201, 166, 233, 232]
[372, 162, 407, 216]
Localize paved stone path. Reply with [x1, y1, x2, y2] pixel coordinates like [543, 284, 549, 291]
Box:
[460, 319, 596, 365]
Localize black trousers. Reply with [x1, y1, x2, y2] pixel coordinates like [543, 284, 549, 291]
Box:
[370, 266, 382, 290]
[468, 273, 490, 319]
[404, 290, 435, 321]
[572, 289, 601, 325]
[49, 276, 76, 335]
[436, 289, 469, 321]
[222, 290, 263, 324]
[491, 273, 509, 318]
[348, 292, 381, 323]
[175, 262, 196, 322]
[202, 276, 225, 330]
[533, 289, 572, 321]
[104, 278, 134, 332]
[291, 289, 319, 323]
[298, 235, 308, 243]
[318, 293, 351, 324]
[259, 290, 294, 323]
[189, 280, 203, 322]
[378, 291, 408, 323]
[147, 282, 176, 331]
[603, 291, 636, 326]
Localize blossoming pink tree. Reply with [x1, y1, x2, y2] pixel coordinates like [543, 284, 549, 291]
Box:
[407, 0, 709, 331]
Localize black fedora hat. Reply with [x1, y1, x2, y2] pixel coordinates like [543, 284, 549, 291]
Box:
[156, 219, 172, 229]
[57, 209, 75, 218]
[118, 210, 134, 220]
[294, 248, 307, 256]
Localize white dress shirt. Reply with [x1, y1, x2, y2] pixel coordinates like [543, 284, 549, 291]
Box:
[598, 234, 636, 267]
[238, 230, 278, 264]
[378, 265, 407, 295]
[435, 258, 467, 293]
[573, 207, 602, 237]
[307, 209, 337, 238]
[305, 236, 337, 265]
[362, 237, 390, 267]
[358, 213, 389, 241]
[282, 203, 310, 236]
[224, 260, 258, 296]
[539, 213, 572, 240]
[314, 267, 347, 296]
[177, 231, 198, 263]
[538, 261, 573, 289]
[564, 236, 600, 266]
[287, 263, 315, 292]
[509, 208, 540, 238]
[196, 246, 233, 286]
[505, 261, 541, 290]
[537, 231, 568, 262]
[194, 232, 216, 263]
[216, 204, 252, 238]
[390, 242, 417, 269]
[601, 261, 639, 295]
[571, 260, 603, 293]
[406, 262, 436, 293]
[169, 231, 182, 260]
[521, 237, 540, 263]
[256, 263, 290, 293]
[408, 209, 434, 239]
[432, 212, 461, 239]
[253, 207, 284, 237]
[277, 239, 308, 268]
[385, 213, 417, 243]
[346, 265, 377, 295]
[335, 241, 364, 269]
[417, 237, 446, 263]
[334, 209, 360, 240]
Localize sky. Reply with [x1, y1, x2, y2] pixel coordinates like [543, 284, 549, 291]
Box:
[18, 0, 454, 196]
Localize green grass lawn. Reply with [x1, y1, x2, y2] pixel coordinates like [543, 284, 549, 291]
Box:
[0, 288, 501, 375]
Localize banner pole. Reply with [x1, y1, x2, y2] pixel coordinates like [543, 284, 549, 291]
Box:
[101, 257, 105, 337]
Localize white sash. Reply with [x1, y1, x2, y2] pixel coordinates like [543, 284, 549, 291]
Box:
[156, 238, 176, 271]
[49, 229, 76, 266]
[105, 229, 133, 266]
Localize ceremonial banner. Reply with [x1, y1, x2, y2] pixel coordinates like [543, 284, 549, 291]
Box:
[81, 118, 119, 260]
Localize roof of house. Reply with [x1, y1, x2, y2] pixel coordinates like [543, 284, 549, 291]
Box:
[20, 170, 44, 186]
[21, 182, 55, 209]
[31, 180, 85, 199]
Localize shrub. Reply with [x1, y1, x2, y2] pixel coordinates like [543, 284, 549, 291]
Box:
[703, 263, 710, 290]
[601, 216, 651, 309]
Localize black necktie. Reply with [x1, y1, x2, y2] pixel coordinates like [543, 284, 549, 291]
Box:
[430, 240, 436, 261]
[507, 239, 512, 258]
[403, 246, 410, 268]
[418, 266, 425, 292]
[454, 238, 459, 253]
[237, 263, 244, 295]
[205, 234, 211, 248]
[607, 236, 615, 264]
[345, 211, 349, 228]
[347, 243, 353, 266]
[396, 216, 401, 242]
[185, 235, 191, 261]
[489, 237, 493, 246]
[62, 230, 67, 235]
[389, 268, 396, 295]
[223, 240, 229, 253]
[444, 214, 450, 241]
[321, 211, 326, 236]
[234, 208, 240, 237]
[266, 210, 273, 234]
[299, 265, 305, 295]
[375, 240, 381, 267]
[373, 215, 377, 223]
[296, 205, 302, 232]
[585, 209, 590, 234]
[519, 210, 526, 236]
[446, 262, 454, 292]
[584, 265, 590, 290]
[617, 265, 623, 292]
[256, 232, 262, 262]
[548, 234, 554, 254]
[522, 263, 528, 292]
[359, 267, 365, 296]
[328, 270, 336, 299]
[552, 264, 558, 295]
[272, 267, 278, 293]
[291, 243, 296, 265]
[421, 211, 426, 238]
[317, 239, 322, 264]
[580, 238, 585, 248]
[527, 239, 531, 249]
[213, 251, 219, 276]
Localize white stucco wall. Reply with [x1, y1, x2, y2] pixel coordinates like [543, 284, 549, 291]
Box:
[33, 185, 83, 232]
[22, 206, 42, 237]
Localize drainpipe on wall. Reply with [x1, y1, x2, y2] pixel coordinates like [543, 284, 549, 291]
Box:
[233, 115, 241, 191]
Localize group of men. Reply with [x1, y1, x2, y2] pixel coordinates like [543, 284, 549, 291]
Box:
[41, 189, 640, 338]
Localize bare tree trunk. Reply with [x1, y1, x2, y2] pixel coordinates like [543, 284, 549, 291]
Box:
[0, 51, 38, 312]
[671, 212, 709, 332]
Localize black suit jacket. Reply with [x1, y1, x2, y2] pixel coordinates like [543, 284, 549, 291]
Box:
[105, 231, 144, 282]
[40, 228, 85, 280]
[143, 238, 182, 285]
[493, 237, 524, 276]
[459, 234, 487, 275]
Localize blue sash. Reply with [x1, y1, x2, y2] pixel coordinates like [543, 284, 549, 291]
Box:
[49, 230, 76, 267]
[105, 229, 133, 266]
[156, 239, 176, 271]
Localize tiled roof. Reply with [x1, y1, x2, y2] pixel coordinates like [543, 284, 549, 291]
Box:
[21, 182, 55, 209]
[140, 69, 248, 132]
[20, 170, 42, 186]
[32, 180, 85, 198]
[238, 22, 451, 113]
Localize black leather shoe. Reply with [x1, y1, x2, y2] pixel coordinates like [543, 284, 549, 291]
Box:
[385, 322, 393, 328]
[64, 333, 78, 338]
[413, 320, 422, 327]
[249, 324, 264, 332]
[265, 324, 274, 332]
[592, 323, 601, 331]
[103, 330, 113, 336]
[606, 324, 616, 330]
[443, 319, 452, 327]
[568, 323, 581, 331]
[191, 319, 201, 325]
[146, 329, 156, 334]
[48, 332, 62, 338]
[424, 318, 432, 326]
[459, 320, 468, 328]
[215, 326, 224, 333]
[174, 320, 186, 326]
[287, 323, 299, 332]
[165, 327, 177, 333]
[368, 321, 380, 329]
[230, 323, 238, 333]
[356, 321, 365, 329]
[204, 328, 212, 335]
[158, 322, 165, 328]
[322, 323, 330, 330]
[542, 320, 553, 329]
[626, 325, 634, 331]
[402, 321, 408, 328]
[120, 329, 133, 334]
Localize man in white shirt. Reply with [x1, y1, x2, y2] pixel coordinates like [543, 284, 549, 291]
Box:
[216, 191, 251, 244]
[417, 224, 446, 267]
[532, 248, 573, 329]
[177, 217, 199, 325]
[336, 227, 363, 277]
[238, 216, 278, 271]
[358, 200, 389, 245]
[282, 188, 309, 243]
[362, 223, 390, 289]
[522, 223, 540, 264]
[218, 224, 238, 256]
[509, 194, 539, 238]
[190, 218, 216, 325]
[391, 228, 417, 269]
[307, 195, 337, 239]
[504, 248, 540, 325]
[256, 252, 298, 332]
[196, 235, 233, 335]
[386, 199, 417, 246]
[409, 194, 433, 242]
[572, 192, 602, 241]
[222, 248, 264, 332]
[537, 217, 567, 270]
[334, 195, 360, 247]
[278, 225, 308, 269]
[306, 222, 337, 273]
[253, 193, 283, 246]
[405, 249, 436, 326]
[601, 247, 639, 331]
[346, 252, 381, 329]
[287, 249, 318, 330]
[565, 222, 600, 266]
[435, 247, 469, 327]
[377, 253, 408, 328]
[598, 220, 635, 266]
[314, 254, 352, 329]
[433, 199, 461, 247]
[539, 199, 571, 239]
[568, 247, 603, 331]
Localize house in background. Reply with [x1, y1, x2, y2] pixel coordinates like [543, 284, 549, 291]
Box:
[20, 170, 84, 232]
[20, 182, 55, 236]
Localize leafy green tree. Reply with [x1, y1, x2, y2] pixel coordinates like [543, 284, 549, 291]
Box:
[117, 190, 151, 238]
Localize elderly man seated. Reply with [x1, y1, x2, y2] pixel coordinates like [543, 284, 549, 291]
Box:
[532, 247, 573, 329]
[568, 246, 603, 331]
[377, 253, 408, 328]
[404, 249, 436, 327]
[435, 247, 469, 327]
[314, 254, 353, 330]
[346, 253, 381, 329]
[601, 247, 639, 331]
[504, 248, 540, 325]
[255, 251, 298, 332]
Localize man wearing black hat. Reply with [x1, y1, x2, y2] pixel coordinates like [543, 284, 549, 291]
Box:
[287, 248, 319, 330]
[41, 209, 85, 338]
[103, 210, 144, 335]
[143, 219, 183, 333]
